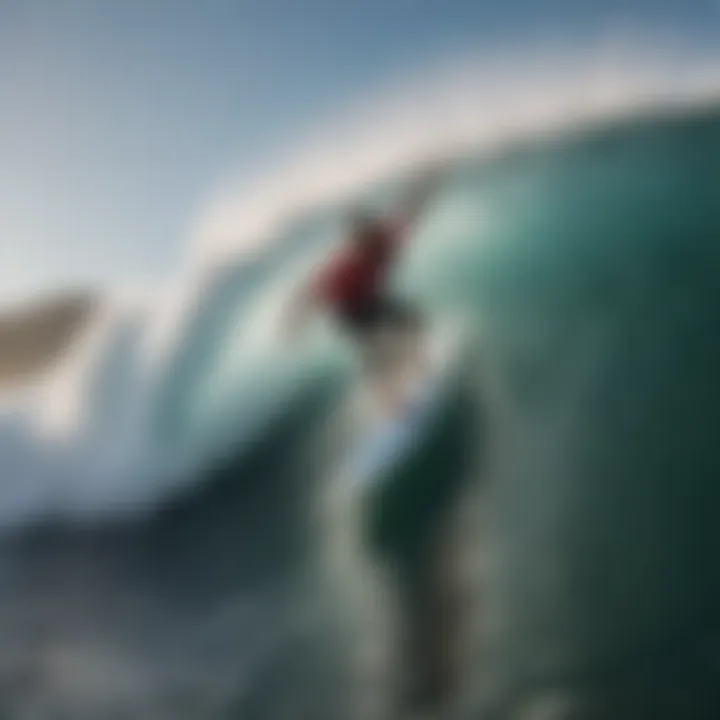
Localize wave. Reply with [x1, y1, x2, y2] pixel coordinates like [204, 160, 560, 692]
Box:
[0, 39, 718, 530]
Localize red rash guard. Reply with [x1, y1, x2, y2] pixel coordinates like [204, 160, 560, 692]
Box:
[313, 220, 408, 313]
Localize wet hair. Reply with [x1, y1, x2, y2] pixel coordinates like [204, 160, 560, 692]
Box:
[347, 208, 378, 233]
[347, 209, 385, 249]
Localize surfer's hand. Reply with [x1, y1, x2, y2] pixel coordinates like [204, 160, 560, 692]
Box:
[401, 158, 448, 223]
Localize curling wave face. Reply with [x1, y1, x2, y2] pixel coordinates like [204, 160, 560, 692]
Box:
[0, 90, 719, 719]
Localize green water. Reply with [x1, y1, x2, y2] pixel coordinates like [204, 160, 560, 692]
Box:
[343, 104, 720, 718]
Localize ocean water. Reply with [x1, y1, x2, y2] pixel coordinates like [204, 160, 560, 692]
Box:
[0, 101, 719, 719]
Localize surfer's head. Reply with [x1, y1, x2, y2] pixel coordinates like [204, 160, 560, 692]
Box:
[347, 210, 387, 255]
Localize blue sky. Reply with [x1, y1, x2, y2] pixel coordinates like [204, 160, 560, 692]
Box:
[0, 0, 716, 304]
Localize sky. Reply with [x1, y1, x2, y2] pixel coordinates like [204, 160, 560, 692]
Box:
[0, 0, 717, 305]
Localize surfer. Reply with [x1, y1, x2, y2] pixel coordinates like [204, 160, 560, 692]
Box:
[285, 163, 444, 414]
[284, 161, 462, 717]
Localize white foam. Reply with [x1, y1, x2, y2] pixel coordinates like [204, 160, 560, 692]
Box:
[192, 36, 720, 269]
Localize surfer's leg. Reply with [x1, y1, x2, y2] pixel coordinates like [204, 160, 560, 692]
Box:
[348, 296, 426, 417]
[351, 296, 421, 370]
[353, 329, 399, 418]
[379, 301, 428, 406]
[353, 323, 410, 417]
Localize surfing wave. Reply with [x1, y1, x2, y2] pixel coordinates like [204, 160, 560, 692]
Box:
[0, 40, 719, 719]
[0, 39, 718, 532]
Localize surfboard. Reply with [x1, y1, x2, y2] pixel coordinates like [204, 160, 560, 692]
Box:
[343, 322, 466, 493]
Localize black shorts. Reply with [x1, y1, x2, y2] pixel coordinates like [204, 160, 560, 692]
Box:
[337, 295, 422, 338]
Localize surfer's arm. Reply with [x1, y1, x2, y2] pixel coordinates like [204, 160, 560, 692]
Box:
[391, 161, 447, 240]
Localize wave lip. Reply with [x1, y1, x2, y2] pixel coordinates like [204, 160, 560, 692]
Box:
[195, 38, 720, 265]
